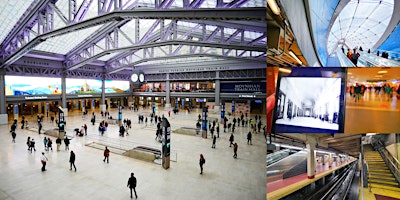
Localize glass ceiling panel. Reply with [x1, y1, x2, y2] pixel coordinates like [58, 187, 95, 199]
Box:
[0, 0, 35, 44]
[98, 52, 122, 61]
[327, 0, 394, 55]
[34, 24, 104, 54]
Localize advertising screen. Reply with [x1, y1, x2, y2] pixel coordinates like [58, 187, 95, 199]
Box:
[272, 68, 347, 133]
[5, 76, 61, 95]
[66, 79, 129, 94]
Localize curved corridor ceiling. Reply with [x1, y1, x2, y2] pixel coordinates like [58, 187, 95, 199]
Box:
[327, 0, 394, 55]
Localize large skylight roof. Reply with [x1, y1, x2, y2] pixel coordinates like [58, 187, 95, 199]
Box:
[0, 0, 34, 44]
[327, 0, 394, 55]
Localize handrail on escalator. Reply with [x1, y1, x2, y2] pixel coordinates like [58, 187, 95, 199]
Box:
[358, 51, 400, 66]
[336, 51, 356, 67]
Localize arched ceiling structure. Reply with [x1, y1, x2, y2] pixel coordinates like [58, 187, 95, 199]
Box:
[327, 0, 394, 55]
[0, 0, 266, 79]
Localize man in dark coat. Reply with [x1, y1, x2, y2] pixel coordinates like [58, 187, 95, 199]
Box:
[127, 173, 138, 199]
[69, 150, 76, 171]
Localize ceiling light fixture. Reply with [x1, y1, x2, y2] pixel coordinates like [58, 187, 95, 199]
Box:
[377, 70, 388, 74]
[267, 0, 281, 15]
[288, 51, 303, 65]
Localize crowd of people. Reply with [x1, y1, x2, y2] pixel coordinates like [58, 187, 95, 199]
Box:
[8, 106, 263, 198]
[348, 83, 400, 102]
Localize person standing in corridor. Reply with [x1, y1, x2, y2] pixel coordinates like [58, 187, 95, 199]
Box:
[103, 146, 110, 163]
[69, 150, 76, 171]
[40, 152, 48, 171]
[199, 154, 205, 174]
[233, 143, 238, 159]
[127, 172, 138, 199]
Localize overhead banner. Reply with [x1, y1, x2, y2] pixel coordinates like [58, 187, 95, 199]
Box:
[220, 82, 266, 93]
[66, 79, 130, 94]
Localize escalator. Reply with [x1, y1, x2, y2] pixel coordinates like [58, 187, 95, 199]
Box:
[267, 148, 298, 167]
[267, 150, 308, 182]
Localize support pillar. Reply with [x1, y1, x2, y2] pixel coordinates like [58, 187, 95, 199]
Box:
[329, 153, 333, 168]
[322, 155, 325, 165]
[0, 68, 8, 124]
[100, 76, 106, 112]
[61, 73, 68, 116]
[214, 72, 220, 111]
[307, 142, 316, 179]
[165, 74, 171, 109]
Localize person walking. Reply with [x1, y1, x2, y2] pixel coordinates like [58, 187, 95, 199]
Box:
[30, 139, 36, 153]
[56, 137, 62, 151]
[47, 138, 53, 151]
[211, 135, 216, 148]
[26, 137, 31, 150]
[64, 136, 71, 150]
[127, 173, 138, 199]
[40, 152, 48, 171]
[69, 151, 76, 171]
[247, 132, 252, 145]
[199, 154, 205, 174]
[229, 133, 234, 147]
[233, 143, 238, 159]
[43, 137, 48, 151]
[11, 131, 16, 143]
[38, 122, 42, 134]
[216, 125, 220, 138]
[84, 124, 87, 135]
[103, 146, 110, 163]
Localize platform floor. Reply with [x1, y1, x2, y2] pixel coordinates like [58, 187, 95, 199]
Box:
[0, 107, 266, 200]
[267, 160, 352, 200]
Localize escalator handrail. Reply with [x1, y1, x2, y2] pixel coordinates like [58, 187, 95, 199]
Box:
[372, 140, 400, 186]
[336, 51, 356, 67]
[358, 51, 400, 66]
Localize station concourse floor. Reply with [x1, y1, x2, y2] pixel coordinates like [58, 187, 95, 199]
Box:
[0, 107, 266, 200]
[345, 91, 400, 133]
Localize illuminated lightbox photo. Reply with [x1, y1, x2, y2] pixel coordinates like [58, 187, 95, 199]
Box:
[66, 79, 129, 94]
[5, 76, 61, 95]
[274, 77, 342, 133]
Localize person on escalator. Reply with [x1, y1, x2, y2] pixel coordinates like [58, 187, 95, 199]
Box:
[351, 49, 360, 67]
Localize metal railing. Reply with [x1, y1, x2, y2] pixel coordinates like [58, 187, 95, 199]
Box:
[336, 51, 356, 67]
[86, 135, 178, 162]
[358, 51, 400, 67]
[266, 149, 292, 166]
[371, 137, 400, 186]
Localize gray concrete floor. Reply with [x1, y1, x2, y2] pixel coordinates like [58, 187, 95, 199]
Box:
[0, 107, 266, 200]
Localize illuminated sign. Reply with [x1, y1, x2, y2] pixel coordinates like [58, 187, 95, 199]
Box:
[24, 96, 48, 100]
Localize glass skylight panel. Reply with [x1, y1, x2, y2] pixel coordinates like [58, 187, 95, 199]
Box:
[34, 25, 103, 54]
[327, 0, 394, 55]
[98, 52, 122, 61]
[0, 0, 34, 44]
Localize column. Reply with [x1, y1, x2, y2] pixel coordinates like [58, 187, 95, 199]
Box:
[61, 73, 68, 116]
[214, 72, 220, 111]
[100, 75, 106, 112]
[0, 68, 8, 124]
[329, 153, 333, 168]
[165, 74, 171, 109]
[307, 142, 316, 179]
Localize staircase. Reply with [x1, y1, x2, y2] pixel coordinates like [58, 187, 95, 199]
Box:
[364, 150, 400, 192]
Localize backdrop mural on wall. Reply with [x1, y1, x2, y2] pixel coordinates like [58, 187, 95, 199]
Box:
[5, 76, 62, 95]
[5, 76, 130, 95]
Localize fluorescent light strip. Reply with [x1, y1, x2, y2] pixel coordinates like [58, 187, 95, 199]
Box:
[267, 0, 281, 15]
[289, 51, 303, 65]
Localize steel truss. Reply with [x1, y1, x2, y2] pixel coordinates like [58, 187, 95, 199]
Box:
[0, 0, 265, 71]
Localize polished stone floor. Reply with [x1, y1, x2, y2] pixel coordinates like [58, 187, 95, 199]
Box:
[0, 107, 266, 200]
[345, 91, 400, 133]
